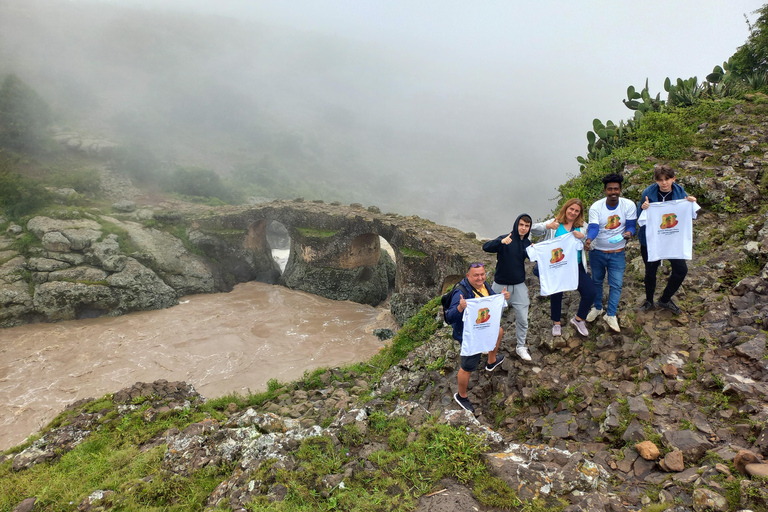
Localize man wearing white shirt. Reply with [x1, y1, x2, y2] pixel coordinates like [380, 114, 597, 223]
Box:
[583, 173, 637, 332]
[444, 262, 510, 413]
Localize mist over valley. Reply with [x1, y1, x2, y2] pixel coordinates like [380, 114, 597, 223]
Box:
[0, 0, 761, 236]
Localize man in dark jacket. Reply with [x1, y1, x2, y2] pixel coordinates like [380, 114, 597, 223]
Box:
[482, 214, 533, 361]
[636, 164, 697, 314]
[445, 262, 509, 413]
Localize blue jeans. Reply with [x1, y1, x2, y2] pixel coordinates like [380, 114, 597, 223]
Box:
[589, 249, 626, 317]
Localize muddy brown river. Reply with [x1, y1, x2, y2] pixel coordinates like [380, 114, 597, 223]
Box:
[0, 281, 397, 451]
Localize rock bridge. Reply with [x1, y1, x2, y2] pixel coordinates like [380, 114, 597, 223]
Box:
[189, 200, 496, 322]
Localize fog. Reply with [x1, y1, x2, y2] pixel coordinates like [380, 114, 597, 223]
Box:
[0, 0, 762, 237]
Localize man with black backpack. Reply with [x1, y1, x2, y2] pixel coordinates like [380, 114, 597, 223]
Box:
[445, 262, 509, 413]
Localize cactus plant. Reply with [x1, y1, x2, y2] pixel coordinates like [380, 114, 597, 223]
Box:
[623, 79, 664, 113]
[664, 76, 704, 107]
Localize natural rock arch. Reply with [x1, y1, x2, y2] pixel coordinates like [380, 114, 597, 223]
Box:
[190, 200, 497, 323]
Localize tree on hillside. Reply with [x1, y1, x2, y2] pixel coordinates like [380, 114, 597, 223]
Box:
[0, 74, 52, 152]
[731, 4, 768, 76]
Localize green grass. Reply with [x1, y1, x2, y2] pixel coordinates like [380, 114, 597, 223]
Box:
[400, 247, 427, 258]
[296, 227, 337, 238]
[0, 402, 225, 512]
[97, 219, 141, 255]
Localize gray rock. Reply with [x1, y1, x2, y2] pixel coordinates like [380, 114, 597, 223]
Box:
[735, 333, 767, 360]
[485, 444, 610, 500]
[7, 223, 23, 235]
[692, 487, 728, 511]
[32, 281, 119, 321]
[26, 216, 102, 239]
[27, 257, 70, 272]
[86, 235, 127, 272]
[112, 200, 137, 212]
[103, 217, 214, 295]
[0, 255, 26, 284]
[41, 231, 71, 252]
[602, 402, 621, 432]
[62, 228, 101, 251]
[10, 497, 36, 512]
[628, 395, 651, 421]
[0, 280, 34, 326]
[106, 258, 178, 312]
[43, 251, 86, 266]
[662, 430, 713, 463]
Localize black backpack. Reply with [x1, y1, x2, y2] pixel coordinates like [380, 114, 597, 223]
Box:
[440, 282, 469, 324]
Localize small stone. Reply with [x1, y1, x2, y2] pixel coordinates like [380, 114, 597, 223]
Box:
[745, 463, 768, 478]
[634, 440, 660, 460]
[692, 487, 728, 512]
[734, 449, 760, 474]
[661, 364, 678, 378]
[663, 450, 684, 472]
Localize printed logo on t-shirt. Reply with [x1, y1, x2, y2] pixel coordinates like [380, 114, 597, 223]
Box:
[660, 213, 678, 229]
[605, 215, 621, 229]
[475, 308, 491, 324]
[550, 247, 565, 264]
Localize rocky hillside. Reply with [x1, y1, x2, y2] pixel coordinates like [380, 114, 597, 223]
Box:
[3, 98, 768, 512]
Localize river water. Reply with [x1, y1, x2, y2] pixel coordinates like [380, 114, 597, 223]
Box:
[0, 281, 397, 451]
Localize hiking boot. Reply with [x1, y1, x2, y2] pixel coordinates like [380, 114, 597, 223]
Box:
[638, 300, 655, 312]
[552, 324, 562, 336]
[603, 314, 620, 333]
[485, 353, 505, 371]
[586, 307, 603, 322]
[657, 298, 682, 315]
[570, 317, 589, 337]
[454, 392, 475, 413]
[515, 346, 532, 361]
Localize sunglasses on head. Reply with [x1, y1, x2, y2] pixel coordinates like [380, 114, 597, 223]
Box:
[469, 262, 484, 268]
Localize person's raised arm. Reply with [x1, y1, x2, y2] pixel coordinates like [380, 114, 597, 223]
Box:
[482, 234, 507, 253]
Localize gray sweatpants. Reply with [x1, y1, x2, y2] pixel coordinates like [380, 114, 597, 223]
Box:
[491, 281, 529, 348]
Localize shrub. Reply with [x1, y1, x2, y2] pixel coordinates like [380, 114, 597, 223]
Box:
[0, 162, 50, 218]
[633, 112, 694, 159]
[0, 74, 52, 153]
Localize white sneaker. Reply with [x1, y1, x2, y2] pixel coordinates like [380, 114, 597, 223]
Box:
[516, 346, 532, 361]
[604, 315, 620, 332]
[586, 307, 603, 323]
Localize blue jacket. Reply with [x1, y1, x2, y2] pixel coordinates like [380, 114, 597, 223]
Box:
[636, 182, 688, 246]
[445, 277, 495, 342]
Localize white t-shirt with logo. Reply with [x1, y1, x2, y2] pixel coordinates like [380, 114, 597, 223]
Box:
[526, 233, 583, 296]
[638, 199, 700, 261]
[460, 293, 505, 356]
[589, 197, 637, 251]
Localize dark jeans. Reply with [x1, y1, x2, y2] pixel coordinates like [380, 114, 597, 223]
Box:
[641, 245, 688, 302]
[550, 265, 597, 322]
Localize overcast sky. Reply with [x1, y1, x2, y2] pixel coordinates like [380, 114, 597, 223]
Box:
[58, 1, 768, 234]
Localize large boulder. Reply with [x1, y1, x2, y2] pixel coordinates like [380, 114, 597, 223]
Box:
[106, 258, 179, 312]
[32, 281, 119, 321]
[281, 248, 395, 306]
[101, 217, 215, 295]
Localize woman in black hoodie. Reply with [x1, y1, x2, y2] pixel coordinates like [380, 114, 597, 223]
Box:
[482, 213, 533, 361]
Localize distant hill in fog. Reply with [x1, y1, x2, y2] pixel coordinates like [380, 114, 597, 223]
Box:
[0, 0, 550, 236]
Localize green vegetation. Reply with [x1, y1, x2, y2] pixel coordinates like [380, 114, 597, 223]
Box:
[96, 220, 141, 255]
[0, 397, 224, 511]
[0, 74, 52, 153]
[161, 166, 241, 204]
[400, 247, 427, 258]
[0, 155, 50, 218]
[296, 227, 338, 238]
